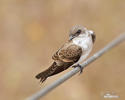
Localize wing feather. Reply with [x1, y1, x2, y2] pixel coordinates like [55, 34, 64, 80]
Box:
[52, 43, 82, 63]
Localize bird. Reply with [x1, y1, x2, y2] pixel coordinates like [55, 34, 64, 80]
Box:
[35, 25, 96, 83]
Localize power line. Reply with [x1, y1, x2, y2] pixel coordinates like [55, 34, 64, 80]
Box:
[26, 33, 125, 100]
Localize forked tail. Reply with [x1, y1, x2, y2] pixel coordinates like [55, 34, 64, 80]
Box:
[35, 62, 73, 83]
[35, 71, 48, 83]
[35, 62, 57, 83]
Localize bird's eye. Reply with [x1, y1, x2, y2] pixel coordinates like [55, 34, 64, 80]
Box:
[76, 29, 81, 34]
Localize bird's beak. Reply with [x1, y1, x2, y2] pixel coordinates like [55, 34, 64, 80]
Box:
[89, 30, 96, 43]
[69, 35, 75, 40]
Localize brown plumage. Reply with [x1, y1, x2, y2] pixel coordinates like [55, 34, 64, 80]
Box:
[35, 25, 96, 83]
[35, 43, 82, 82]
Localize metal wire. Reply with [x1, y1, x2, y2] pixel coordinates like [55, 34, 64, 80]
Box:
[26, 33, 125, 100]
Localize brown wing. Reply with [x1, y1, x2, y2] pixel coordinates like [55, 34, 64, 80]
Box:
[35, 61, 74, 82]
[36, 43, 82, 82]
[52, 44, 82, 63]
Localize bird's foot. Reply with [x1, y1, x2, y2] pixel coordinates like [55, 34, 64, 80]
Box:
[72, 64, 83, 74]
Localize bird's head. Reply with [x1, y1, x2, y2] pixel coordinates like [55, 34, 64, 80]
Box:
[69, 25, 96, 43]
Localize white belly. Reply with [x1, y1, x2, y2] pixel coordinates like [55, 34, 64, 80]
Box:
[72, 37, 93, 65]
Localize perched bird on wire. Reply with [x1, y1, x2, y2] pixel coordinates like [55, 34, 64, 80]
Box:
[35, 25, 96, 83]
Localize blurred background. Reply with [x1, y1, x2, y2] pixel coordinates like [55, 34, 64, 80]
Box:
[0, 0, 125, 100]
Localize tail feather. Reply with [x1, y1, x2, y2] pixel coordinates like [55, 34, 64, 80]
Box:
[35, 62, 57, 83]
[35, 62, 73, 83]
[35, 71, 48, 83]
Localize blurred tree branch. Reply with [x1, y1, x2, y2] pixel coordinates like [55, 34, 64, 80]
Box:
[26, 33, 125, 100]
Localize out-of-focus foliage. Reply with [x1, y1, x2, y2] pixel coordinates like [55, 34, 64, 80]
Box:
[0, 0, 125, 100]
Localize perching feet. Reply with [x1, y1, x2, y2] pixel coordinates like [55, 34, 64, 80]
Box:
[72, 64, 83, 74]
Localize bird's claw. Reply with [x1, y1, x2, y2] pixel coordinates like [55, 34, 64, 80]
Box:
[73, 64, 83, 74]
